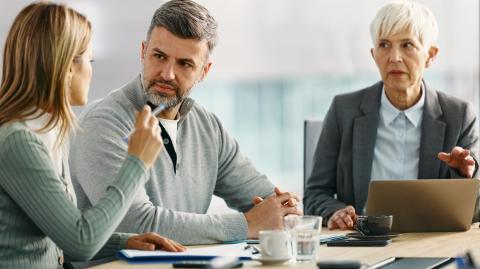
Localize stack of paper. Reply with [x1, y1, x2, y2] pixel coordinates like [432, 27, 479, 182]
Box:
[119, 242, 252, 263]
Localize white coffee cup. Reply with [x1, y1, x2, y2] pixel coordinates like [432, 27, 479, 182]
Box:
[259, 230, 293, 260]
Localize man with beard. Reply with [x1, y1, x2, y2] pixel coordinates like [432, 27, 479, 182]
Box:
[70, 0, 301, 245]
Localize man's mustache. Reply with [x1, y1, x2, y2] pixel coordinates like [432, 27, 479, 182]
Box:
[147, 79, 179, 91]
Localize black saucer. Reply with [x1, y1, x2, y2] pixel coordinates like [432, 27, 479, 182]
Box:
[346, 232, 400, 240]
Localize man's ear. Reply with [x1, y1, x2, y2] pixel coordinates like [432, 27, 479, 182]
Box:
[370, 48, 375, 60]
[141, 41, 147, 63]
[199, 61, 212, 82]
[425, 46, 439, 68]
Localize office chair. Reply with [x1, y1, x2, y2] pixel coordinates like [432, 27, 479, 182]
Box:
[303, 119, 323, 192]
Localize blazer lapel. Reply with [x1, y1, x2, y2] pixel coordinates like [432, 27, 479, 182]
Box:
[418, 84, 446, 178]
[353, 83, 382, 211]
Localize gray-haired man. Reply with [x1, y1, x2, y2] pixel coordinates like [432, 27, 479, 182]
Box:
[70, 0, 301, 245]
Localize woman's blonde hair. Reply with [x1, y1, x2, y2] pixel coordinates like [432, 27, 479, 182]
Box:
[0, 2, 92, 145]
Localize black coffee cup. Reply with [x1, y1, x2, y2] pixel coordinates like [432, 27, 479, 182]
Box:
[355, 215, 393, 236]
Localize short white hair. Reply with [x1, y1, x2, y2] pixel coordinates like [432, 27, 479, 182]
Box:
[370, 1, 439, 48]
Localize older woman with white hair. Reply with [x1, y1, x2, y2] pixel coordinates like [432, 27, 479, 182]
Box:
[304, 0, 478, 230]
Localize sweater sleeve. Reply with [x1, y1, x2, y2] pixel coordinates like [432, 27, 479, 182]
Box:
[0, 130, 148, 261]
[93, 232, 132, 260]
[211, 113, 275, 212]
[70, 106, 268, 244]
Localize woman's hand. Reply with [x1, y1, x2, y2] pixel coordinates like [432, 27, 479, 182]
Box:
[127, 105, 163, 168]
[126, 232, 186, 252]
[438, 147, 476, 178]
[327, 205, 357, 230]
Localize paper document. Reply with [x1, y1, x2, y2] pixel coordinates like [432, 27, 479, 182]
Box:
[119, 242, 252, 262]
[319, 233, 348, 244]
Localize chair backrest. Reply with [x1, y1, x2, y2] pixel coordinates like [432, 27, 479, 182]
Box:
[303, 119, 323, 190]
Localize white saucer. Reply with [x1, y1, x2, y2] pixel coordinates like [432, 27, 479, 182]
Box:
[251, 255, 292, 265]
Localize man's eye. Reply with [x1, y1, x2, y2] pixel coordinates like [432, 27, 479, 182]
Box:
[154, 54, 165, 59]
[180, 61, 193, 68]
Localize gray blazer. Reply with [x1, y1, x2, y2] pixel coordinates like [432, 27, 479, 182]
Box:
[304, 81, 479, 221]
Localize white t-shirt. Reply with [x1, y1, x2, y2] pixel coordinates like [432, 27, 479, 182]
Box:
[158, 118, 179, 152]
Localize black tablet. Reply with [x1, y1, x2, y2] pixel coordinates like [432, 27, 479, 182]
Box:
[326, 239, 391, 247]
[369, 257, 453, 269]
[317, 260, 362, 269]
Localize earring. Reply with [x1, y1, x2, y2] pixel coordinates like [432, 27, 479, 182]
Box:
[67, 74, 72, 88]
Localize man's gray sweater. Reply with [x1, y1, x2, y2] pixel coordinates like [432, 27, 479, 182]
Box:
[69, 75, 275, 244]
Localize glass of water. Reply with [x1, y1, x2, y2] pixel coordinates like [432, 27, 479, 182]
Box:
[283, 215, 322, 262]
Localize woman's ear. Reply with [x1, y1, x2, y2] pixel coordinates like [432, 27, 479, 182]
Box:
[425, 46, 439, 68]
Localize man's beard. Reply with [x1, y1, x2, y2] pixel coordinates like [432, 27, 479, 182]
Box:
[143, 78, 192, 109]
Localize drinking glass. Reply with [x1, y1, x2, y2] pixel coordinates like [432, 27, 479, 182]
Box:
[283, 215, 322, 262]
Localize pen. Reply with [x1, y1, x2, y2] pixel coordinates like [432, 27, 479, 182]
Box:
[368, 257, 395, 269]
[122, 103, 167, 143]
[244, 245, 260, 254]
[466, 251, 477, 267]
[209, 256, 241, 269]
[456, 251, 478, 268]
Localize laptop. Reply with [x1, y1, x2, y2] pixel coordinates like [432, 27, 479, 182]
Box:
[365, 179, 479, 232]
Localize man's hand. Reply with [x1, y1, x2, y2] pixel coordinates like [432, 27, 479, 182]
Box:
[244, 190, 302, 238]
[126, 233, 186, 252]
[327, 205, 357, 230]
[251, 187, 300, 207]
[438, 146, 476, 178]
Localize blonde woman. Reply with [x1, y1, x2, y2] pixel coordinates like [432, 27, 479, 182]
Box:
[0, 2, 184, 268]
